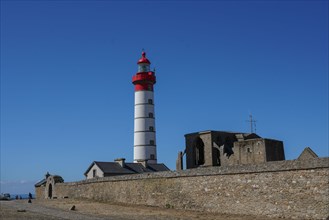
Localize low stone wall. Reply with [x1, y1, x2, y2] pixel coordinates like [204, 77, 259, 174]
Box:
[37, 158, 329, 219]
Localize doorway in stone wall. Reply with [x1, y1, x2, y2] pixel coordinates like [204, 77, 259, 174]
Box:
[48, 184, 52, 198]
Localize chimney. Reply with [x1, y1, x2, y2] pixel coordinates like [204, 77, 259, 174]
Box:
[137, 159, 148, 168]
[114, 158, 126, 167]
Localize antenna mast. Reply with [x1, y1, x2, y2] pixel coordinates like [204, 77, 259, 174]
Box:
[246, 114, 257, 133]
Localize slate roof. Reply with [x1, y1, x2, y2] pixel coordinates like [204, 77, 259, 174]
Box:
[35, 179, 46, 187]
[84, 161, 170, 177]
[125, 163, 153, 173]
[84, 161, 135, 176]
[147, 163, 170, 172]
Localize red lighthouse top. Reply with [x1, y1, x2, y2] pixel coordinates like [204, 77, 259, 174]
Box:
[133, 51, 156, 91]
[137, 51, 151, 64]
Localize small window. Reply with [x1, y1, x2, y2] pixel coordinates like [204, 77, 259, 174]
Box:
[148, 99, 153, 104]
[150, 140, 155, 145]
[150, 154, 155, 160]
[149, 126, 154, 131]
[92, 169, 97, 177]
[247, 148, 252, 153]
[149, 113, 154, 118]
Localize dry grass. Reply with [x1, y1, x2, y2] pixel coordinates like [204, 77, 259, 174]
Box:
[1, 199, 288, 220]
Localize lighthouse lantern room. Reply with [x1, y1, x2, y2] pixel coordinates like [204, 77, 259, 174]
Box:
[132, 52, 157, 164]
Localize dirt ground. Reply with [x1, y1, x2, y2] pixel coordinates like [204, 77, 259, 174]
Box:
[0, 199, 288, 220]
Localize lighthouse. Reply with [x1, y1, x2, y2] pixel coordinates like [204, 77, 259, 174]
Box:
[132, 51, 157, 164]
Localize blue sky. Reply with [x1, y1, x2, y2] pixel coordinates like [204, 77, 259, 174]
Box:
[1, 1, 328, 194]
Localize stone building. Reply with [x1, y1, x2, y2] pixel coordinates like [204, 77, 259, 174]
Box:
[34, 172, 64, 199]
[177, 130, 285, 170]
[297, 147, 318, 160]
[84, 158, 169, 179]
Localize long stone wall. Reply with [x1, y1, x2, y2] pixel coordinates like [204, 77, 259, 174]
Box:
[36, 158, 329, 219]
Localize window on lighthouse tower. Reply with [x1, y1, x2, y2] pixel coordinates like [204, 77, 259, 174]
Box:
[138, 64, 150, 72]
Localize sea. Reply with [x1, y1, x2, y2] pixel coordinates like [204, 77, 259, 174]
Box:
[6, 194, 35, 200]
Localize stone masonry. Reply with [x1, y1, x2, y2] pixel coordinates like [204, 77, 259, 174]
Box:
[184, 131, 285, 169]
[36, 158, 329, 220]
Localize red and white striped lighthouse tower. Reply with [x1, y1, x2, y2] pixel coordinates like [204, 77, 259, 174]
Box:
[132, 51, 157, 164]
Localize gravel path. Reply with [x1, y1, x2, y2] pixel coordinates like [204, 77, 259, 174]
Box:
[0, 200, 106, 220]
[0, 199, 288, 220]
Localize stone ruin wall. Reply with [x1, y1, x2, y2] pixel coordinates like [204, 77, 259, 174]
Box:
[37, 158, 329, 219]
[35, 185, 44, 199]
